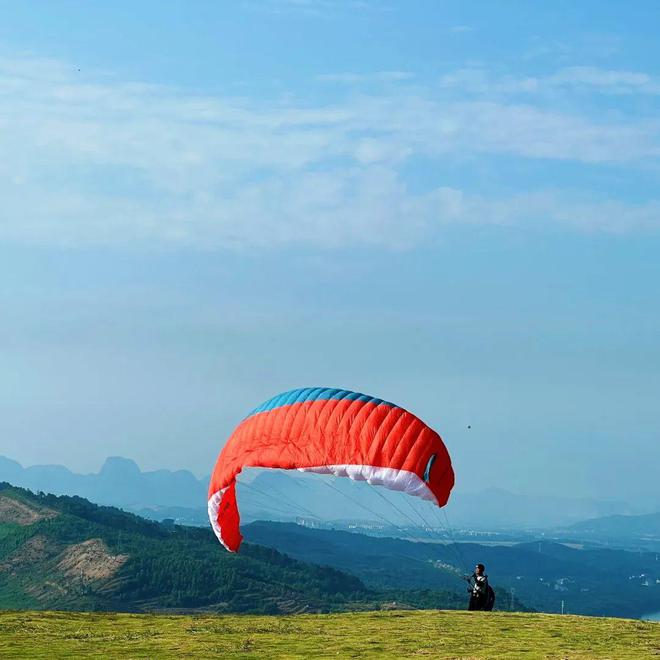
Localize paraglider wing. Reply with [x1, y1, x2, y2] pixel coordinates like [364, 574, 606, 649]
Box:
[208, 387, 454, 552]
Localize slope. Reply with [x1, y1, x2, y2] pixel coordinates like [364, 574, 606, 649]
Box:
[0, 609, 657, 659]
[0, 483, 463, 614]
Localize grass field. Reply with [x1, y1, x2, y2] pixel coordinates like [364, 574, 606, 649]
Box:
[0, 610, 658, 659]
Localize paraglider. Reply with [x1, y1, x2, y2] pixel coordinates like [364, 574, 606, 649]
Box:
[464, 563, 495, 611]
[208, 387, 455, 552]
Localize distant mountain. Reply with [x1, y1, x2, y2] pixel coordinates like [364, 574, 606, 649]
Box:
[567, 512, 660, 537]
[0, 455, 207, 509]
[244, 521, 660, 619]
[0, 483, 464, 614]
[444, 487, 641, 529]
[236, 471, 642, 530]
[0, 455, 644, 532]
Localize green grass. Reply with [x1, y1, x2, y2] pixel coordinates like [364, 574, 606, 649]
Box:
[0, 610, 657, 659]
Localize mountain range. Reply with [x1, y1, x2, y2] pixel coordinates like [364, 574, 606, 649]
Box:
[0, 455, 207, 510]
[567, 512, 660, 538]
[0, 455, 651, 531]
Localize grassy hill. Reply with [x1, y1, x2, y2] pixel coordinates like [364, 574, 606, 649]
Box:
[0, 483, 465, 614]
[0, 609, 657, 658]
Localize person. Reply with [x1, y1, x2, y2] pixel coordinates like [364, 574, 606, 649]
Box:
[464, 563, 490, 611]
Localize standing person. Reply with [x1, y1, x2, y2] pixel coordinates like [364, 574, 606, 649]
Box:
[464, 563, 490, 611]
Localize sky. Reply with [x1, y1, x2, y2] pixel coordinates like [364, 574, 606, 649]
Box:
[0, 1, 659, 506]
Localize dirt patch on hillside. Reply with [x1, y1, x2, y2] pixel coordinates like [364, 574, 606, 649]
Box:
[0, 495, 58, 525]
[56, 539, 128, 581]
[0, 536, 56, 573]
[26, 579, 68, 602]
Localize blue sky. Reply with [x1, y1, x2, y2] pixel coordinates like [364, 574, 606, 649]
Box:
[1, 1, 658, 506]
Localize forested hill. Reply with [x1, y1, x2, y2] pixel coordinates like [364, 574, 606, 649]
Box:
[0, 483, 465, 614]
[244, 521, 660, 619]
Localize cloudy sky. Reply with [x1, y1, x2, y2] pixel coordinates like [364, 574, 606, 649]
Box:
[1, 1, 658, 505]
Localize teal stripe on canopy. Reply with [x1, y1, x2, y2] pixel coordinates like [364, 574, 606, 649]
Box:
[246, 387, 396, 419]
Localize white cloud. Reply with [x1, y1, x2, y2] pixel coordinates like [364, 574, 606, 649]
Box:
[441, 65, 660, 96]
[549, 67, 660, 94]
[442, 191, 660, 234]
[1, 54, 659, 250]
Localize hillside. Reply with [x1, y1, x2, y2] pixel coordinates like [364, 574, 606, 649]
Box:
[0, 483, 464, 614]
[0, 610, 657, 659]
[244, 521, 660, 619]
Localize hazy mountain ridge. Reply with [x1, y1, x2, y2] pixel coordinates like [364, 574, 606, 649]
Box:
[566, 511, 660, 536]
[0, 456, 207, 509]
[449, 487, 643, 529]
[0, 456, 650, 532]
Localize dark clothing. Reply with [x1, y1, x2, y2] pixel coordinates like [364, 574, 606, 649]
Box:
[466, 572, 489, 611]
[468, 593, 485, 611]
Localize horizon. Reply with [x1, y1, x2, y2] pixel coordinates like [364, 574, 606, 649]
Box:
[1, 1, 659, 508]
[0, 452, 653, 509]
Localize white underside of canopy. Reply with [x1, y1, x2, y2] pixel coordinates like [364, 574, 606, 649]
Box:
[297, 464, 438, 503]
[207, 487, 230, 550]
